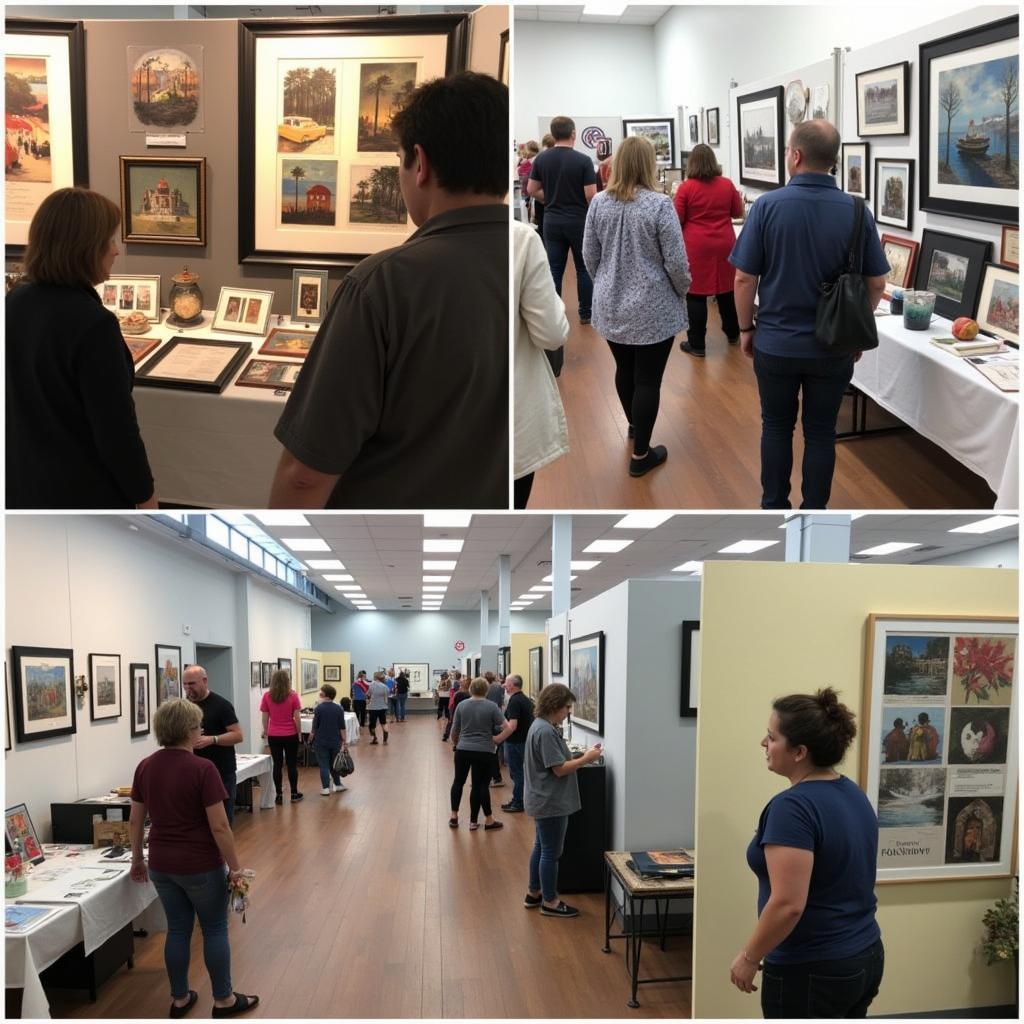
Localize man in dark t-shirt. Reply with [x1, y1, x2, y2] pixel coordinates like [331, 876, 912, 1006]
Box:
[501, 674, 535, 812]
[184, 665, 243, 824]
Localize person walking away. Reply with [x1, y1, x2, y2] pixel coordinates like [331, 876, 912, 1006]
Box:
[532, 134, 555, 238]
[436, 672, 452, 725]
[484, 672, 507, 786]
[352, 670, 370, 727]
[366, 672, 390, 745]
[259, 670, 303, 803]
[501, 674, 534, 813]
[310, 683, 349, 794]
[395, 670, 410, 722]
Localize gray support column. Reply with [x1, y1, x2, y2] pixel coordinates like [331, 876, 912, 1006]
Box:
[784, 514, 852, 564]
[498, 554, 511, 646]
[479, 590, 490, 651]
[552, 514, 572, 618]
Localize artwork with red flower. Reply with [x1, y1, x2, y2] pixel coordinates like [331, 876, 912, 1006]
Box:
[953, 635, 1015, 706]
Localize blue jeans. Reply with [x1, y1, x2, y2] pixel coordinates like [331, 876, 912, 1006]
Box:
[314, 743, 342, 789]
[222, 771, 236, 826]
[505, 742, 525, 807]
[753, 348, 855, 509]
[529, 814, 569, 903]
[149, 865, 232, 1001]
[543, 217, 593, 319]
[395, 693, 407, 721]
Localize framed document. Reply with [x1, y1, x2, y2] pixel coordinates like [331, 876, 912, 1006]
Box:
[136, 337, 251, 393]
[290, 268, 329, 324]
[235, 357, 303, 391]
[212, 287, 274, 336]
[97, 274, 161, 321]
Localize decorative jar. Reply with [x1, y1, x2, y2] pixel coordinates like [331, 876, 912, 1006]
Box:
[902, 290, 935, 331]
[167, 267, 204, 328]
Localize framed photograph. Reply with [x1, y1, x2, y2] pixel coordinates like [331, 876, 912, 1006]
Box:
[528, 646, 543, 694]
[10, 645, 75, 744]
[300, 657, 320, 694]
[688, 113, 699, 145]
[129, 662, 150, 737]
[290, 268, 329, 325]
[262, 662, 274, 689]
[250, 661, 261, 688]
[680, 621, 700, 718]
[259, 328, 316, 359]
[860, 614, 1018, 882]
[154, 644, 182, 706]
[705, 107, 720, 147]
[212, 287, 274, 336]
[914, 229, 993, 321]
[119, 155, 206, 245]
[736, 86, 785, 189]
[474, 656, 481, 678]
[136, 337, 252, 394]
[550, 634, 564, 677]
[919, 16, 1018, 225]
[497, 648, 510, 680]
[88, 653, 122, 722]
[6, 19, 88, 259]
[622, 118, 675, 167]
[1000, 225, 1019, 270]
[277, 657, 292, 678]
[238, 14, 468, 266]
[123, 336, 160, 365]
[880, 233, 921, 299]
[498, 28, 509, 87]
[841, 142, 870, 200]
[127, 44, 203, 133]
[235, 358, 303, 391]
[394, 663, 430, 693]
[5, 803, 44, 864]
[811, 83, 830, 121]
[855, 60, 910, 136]
[323, 665, 342, 683]
[874, 158, 914, 230]
[96, 274, 161, 322]
[569, 631, 604, 735]
[975, 264, 1019, 345]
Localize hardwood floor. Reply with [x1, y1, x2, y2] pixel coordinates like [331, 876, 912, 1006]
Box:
[528, 262, 994, 510]
[48, 716, 692, 1019]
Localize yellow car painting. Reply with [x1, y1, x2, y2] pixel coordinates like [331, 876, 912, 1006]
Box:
[278, 116, 327, 144]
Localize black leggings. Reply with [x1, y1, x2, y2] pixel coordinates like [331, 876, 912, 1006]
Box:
[514, 473, 534, 509]
[606, 336, 674, 457]
[268, 734, 299, 795]
[685, 291, 740, 350]
[450, 749, 494, 822]
[437, 696, 450, 720]
[352, 699, 366, 727]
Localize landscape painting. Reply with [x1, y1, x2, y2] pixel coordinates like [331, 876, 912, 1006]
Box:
[278, 60, 337, 154]
[883, 635, 951, 697]
[623, 119, 674, 165]
[737, 88, 783, 188]
[882, 239, 915, 291]
[5, 56, 52, 183]
[280, 159, 337, 226]
[25, 662, 69, 723]
[877, 767, 946, 828]
[865, 76, 900, 126]
[349, 165, 407, 225]
[926, 249, 970, 302]
[978, 274, 1020, 342]
[568, 631, 604, 734]
[128, 46, 202, 130]
[90, 654, 121, 721]
[155, 644, 181, 706]
[260, 328, 315, 358]
[12, 646, 76, 744]
[358, 62, 417, 151]
[880, 164, 908, 220]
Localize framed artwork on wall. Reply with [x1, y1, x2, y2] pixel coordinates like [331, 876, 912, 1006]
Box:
[785, 78, 808, 124]
[323, 665, 342, 683]
[136, 337, 252, 394]
[154, 644, 182, 706]
[5, 666, 11, 752]
[528, 646, 543, 695]
[913, 229, 993, 321]
[1000, 225, 1019, 270]
[622, 118, 675, 167]
[5, 19, 89, 260]
[300, 657, 320, 694]
[277, 657, 292, 678]
[88, 653, 122, 722]
[119, 155, 207, 246]
[496, 649, 505, 678]
[736, 86, 785, 189]
[129, 662, 150, 737]
[5, 802, 45, 864]
[238, 14, 469, 266]
[688, 113, 699, 145]
[127, 44, 204, 133]
[290, 268, 329, 325]
[855, 60, 910, 137]
[212, 287, 274, 336]
[811, 83, 830, 121]
[879, 233, 920, 299]
[235, 358, 303, 391]
[841, 142, 870, 200]
[705, 107, 720, 147]
[550, 635, 563, 677]
[861, 614, 1018, 882]
[680, 621, 700, 718]
[498, 28, 509, 87]
[569, 632, 604, 735]
[919, 16, 1018, 225]
[874, 158, 914, 230]
[975, 264, 1019, 345]
[250, 661, 261, 688]
[262, 662, 274, 689]
[395, 662, 429, 693]
[96, 275, 161, 322]
[10, 646, 75, 744]
[474, 656, 481, 678]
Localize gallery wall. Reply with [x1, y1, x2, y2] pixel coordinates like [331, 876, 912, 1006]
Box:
[692, 559, 1018, 1018]
[509, 630, 545, 695]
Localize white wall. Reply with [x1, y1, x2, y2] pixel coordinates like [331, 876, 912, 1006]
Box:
[920, 538, 1019, 567]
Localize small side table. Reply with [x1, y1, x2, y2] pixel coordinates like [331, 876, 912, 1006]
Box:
[602, 850, 695, 1008]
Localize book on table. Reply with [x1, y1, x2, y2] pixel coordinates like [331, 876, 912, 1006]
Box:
[628, 849, 695, 878]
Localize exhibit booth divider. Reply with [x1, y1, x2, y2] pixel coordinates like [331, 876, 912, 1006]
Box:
[692, 560, 1018, 1018]
[510, 631, 545, 697]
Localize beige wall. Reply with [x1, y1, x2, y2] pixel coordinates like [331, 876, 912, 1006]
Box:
[693, 560, 1018, 1018]
[295, 648, 350, 709]
[510, 632, 545, 698]
[468, 3, 508, 78]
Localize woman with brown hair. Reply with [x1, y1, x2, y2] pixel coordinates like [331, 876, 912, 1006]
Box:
[259, 669, 303, 803]
[6, 187, 156, 508]
[673, 143, 744, 356]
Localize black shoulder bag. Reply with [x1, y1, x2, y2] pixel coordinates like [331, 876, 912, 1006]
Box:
[814, 196, 879, 354]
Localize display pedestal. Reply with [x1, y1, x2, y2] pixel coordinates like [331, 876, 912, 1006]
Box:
[558, 762, 607, 892]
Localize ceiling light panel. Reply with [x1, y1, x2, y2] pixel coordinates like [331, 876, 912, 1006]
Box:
[542, 574, 578, 582]
[305, 559, 345, 569]
[423, 539, 464, 553]
[570, 560, 601, 570]
[422, 575, 452, 583]
[583, 539, 634, 553]
[423, 560, 458, 571]
[423, 585, 448, 592]
[423, 513, 472, 528]
[672, 561, 703, 572]
[323, 574, 354, 582]
[718, 540, 780, 554]
[614, 512, 675, 529]
[281, 538, 330, 552]
[948, 516, 1018, 534]
[855, 542, 922, 556]
[255, 513, 310, 527]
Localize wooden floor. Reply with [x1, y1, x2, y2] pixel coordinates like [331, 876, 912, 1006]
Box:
[48, 715, 692, 1019]
[528, 261, 994, 510]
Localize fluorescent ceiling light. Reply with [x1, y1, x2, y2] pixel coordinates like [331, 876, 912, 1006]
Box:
[517, 594, 538, 602]
[542, 574, 578, 582]
[334, 585, 362, 591]
[281, 538, 330, 552]
[855, 541, 922, 556]
[422, 575, 452, 583]
[718, 540, 780, 554]
[323, 574, 354, 582]
[423, 512, 472, 527]
[423, 586, 448, 593]
[672, 561, 703, 572]
[583, 2, 628, 16]
[255, 513, 309, 527]
[305, 559, 345, 569]
[530, 585, 553, 592]
[423, 560, 458, 570]
[423, 539, 464, 553]
[570, 560, 601, 570]
[614, 512, 675, 529]
[583, 539, 634, 553]
[949, 515, 1019, 534]
[355, 606, 376, 611]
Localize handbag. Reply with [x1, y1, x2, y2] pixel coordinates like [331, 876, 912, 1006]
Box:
[332, 747, 354, 777]
[814, 196, 879, 355]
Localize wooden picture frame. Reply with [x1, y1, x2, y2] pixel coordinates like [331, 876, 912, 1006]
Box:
[323, 665, 342, 683]
[5, 802, 45, 864]
[879, 233, 921, 299]
[855, 60, 910, 137]
[96, 274, 161, 322]
[259, 328, 315, 359]
[736, 86, 785, 189]
[129, 662, 150, 737]
[235, 357, 303, 391]
[290, 268, 329, 325]
[568, 631, 604, 735]
[154, 644, 182, 706]
[10, 646, 75, 744]
[873, 157, 914, 230]
[975, 263, 1019, 346]
[123, 336, 160, 365]
[550, 634, 563, 677]
[136, 337, 252, 394]
[498, 28, 509, 87]
[841, 142, 870, 200]
[212, 287, 274, 336]
[119, 155, 207, 245]
[622, 118, 675, 167]
[1000, 225, 1019, 270]
[913, 229, 993, 321]
[705, 106, 720, 146]
[680, 621, 700, 718]
[88, 653, 122, 722]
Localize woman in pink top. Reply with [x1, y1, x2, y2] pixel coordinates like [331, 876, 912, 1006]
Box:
[260, 669, 303, 804]
[673, 143, 744, 356]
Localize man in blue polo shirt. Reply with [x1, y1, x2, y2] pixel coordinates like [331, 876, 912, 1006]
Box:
[730, 119, 888, 510]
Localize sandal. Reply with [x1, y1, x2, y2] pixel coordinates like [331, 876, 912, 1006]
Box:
[212, 993, 259, 1018]
[169, 991, 198, 1018]
[448, 818, 459, 828]
[468, 822, 480, 831]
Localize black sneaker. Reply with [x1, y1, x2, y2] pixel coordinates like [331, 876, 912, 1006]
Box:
[629, 444, 668, 478]
[370, 738, 378, 745]
[540, 900, 579, 918]
[383, 732, 388, 744]
[523, 893, 542, 909]
[291, 792, 304, 802]
[274, 795, 283, 806]
[501, 802, 524, 813]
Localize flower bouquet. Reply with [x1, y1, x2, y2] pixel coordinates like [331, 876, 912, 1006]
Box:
[228, 870, 256, 923]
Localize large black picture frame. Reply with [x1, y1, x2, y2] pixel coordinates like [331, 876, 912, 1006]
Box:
[10, 645, 76, 744]
[913, 229, 994, 321]
[622, 117, 676, 167]
[135, 337, 252, 394]
[680, 621, 700, 718]
[736, 85, 785, 190]
[568, 631, 604, 735]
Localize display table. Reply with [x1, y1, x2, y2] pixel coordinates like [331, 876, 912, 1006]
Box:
[852, 307, 1019, 508]
[299, 712, 360, 744]
[234, 753, 274, 810]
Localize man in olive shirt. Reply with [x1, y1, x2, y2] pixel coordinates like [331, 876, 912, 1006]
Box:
[270, 72, 508, 508]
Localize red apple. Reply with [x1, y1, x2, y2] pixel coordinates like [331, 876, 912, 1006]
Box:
[952, 317, 979, 340]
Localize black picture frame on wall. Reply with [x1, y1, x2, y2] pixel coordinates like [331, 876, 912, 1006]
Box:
[913, 229, 993, 321]
[129, 662, 150, 737]
[11, 646, 76, 744]
[680, 621, 701, 718]
[550, 634, 563, 677]
[568, 631, 604, 735]
[841, 142, 870, 200]
[736, 85, 785, 190]
[528, 646, 543, 694]
[855, 59, 911, 137]
[89, 653, 122, 722]
[705, 106, 720, 146]
[874, 157, 915, 231]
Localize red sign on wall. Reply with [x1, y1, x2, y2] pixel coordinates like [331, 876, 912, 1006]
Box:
[454, 640, 465, 652]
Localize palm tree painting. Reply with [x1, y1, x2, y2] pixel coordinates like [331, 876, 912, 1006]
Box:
[278, 61, 337, 154]
[280, 159, 337, 226]
[129, 47, 201, 128]
[349, 165, 408, 225]
[358, 62, 417, 151]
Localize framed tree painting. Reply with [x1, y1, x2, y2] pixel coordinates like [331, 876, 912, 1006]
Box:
[622, 118, 675, 167]
[569, 632, 604, 735]
[874, 158, 914, 230]
[879, 233, 920, 299]
[10, 646, 75, 744]
[855, 60, 910, 137]
[680, 621, 700, 718]
[550, 634, 564, 677]
[238, 14, 469, 267]
[89, 653, 122, 722]
[127, 45, 204, 134]
[975, 264, 1019, 346]
[861, 614, 1018, 882]
[841, 142, 870, 200]
[129, 662, 150, 737]
[736, 86, 785, 189]
[705, 107, 720, 146]
[919, 16, 1018, 225]
[155, 644, 182, 706]
[528, 646, 543, 694]
[6, 19, 88, 260]
[300, 657, 320, 694]
[913, 229, 993, 321]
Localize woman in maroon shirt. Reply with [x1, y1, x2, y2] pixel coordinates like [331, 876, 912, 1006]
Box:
[130, 699, 258, 1018]
[674, 144, 745, 356]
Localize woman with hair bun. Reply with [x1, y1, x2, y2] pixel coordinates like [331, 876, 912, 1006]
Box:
[730, 687, 883, 1018]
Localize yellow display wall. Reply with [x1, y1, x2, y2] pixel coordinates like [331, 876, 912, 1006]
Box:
[295, 648, 350, 709]
[510, 632, 545, 697]
[693, 561, 1018, 1019]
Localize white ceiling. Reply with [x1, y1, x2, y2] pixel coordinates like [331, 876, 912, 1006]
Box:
[514, 5, 671, 26]
[244, 513, 1018, 613]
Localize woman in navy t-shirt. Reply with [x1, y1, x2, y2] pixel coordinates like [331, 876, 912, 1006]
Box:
[732, 687, 883, 1018]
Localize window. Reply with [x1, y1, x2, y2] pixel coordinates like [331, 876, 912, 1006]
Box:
[206, 516, 230, 549]
[230, 529, 249, 559]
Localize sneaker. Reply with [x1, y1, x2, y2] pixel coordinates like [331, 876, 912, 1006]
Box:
[540, 900, 579, 918]
[523, 893, 543, 909]
[501, 802, 524, 813]
[291, 792, 304, 802]
[274, 794, 283, 806]
[629, 444, 668, 478]
[383, 732, 388, 744]
[333, 781, 346, 791]
[320, 788, 330, 796]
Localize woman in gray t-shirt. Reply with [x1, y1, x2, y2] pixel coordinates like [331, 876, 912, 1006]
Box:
[523, 683, 603, 918]
[449, 677, 514, 831]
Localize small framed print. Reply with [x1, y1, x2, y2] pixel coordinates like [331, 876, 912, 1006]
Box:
[688, 113, 699, 145]
[874, 158, 914, 231]
[97, 274, 161, 321]
[89, 653, 121, 721]
[262, 662, 274, 689]
[235, 357, 303, 391]
[5, 802, 45, 864]
[622, 118, 676, 167]
[323, 665, 342, 683]
[123, 336, 160, 365]
[290, 268, 328, 325]
[841, 142, 870, 200]
[705, 107, 720, 147]
[155, 644, 182, 705]
[277, 657, 292, 678]
[250, 661, 261, 688]
[119, 155, 206, 246]
[550, 634, 563, 677]
[880, 233, 920, 299]
[11, 646, 76, 744]
[914, 229, 993, 321]
[259, 328, 315, 359]
[975, 264, 1019, 346]
[1000, 226, 1019, 270]
[129, 662, 150, 737]
[212, 287, 274, 336]
[855, 60, 910, 137]
[136, 337, 252, 394]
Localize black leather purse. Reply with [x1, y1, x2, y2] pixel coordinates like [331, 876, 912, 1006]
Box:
[814, 196, 879, 355]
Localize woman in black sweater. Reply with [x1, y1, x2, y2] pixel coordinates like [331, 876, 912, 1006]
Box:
[6, 188, 156, 508]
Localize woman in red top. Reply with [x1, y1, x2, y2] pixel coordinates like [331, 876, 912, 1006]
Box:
[673, 144, 744, 356]
[260, 669, 303, 803]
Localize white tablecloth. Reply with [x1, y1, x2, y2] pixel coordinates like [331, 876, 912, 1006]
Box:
[299, 712, 359, 744]
[853, 308, 1019, 508]
[234, 753, 275, 809]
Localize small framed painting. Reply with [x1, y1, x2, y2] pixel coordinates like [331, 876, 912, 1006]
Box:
[550, 634, 563, 677]
[688, 113, 698, 145]
[855, 60, 910, 136]
[874, 158, 914, 230]
[568, 631, 604, 735]
[1000, 226, 1019, 270]
[4, 666, 11, 752]
[736, 86, 784, 189]
[212, 287, 274, 336]
[277, 657, 292, 678]
[680, 621, 700, 718]
[235, 358, 303, 391]
[622, 118, 676, 167]
[841, 142, 870, 200]
[879, 233, 921, 299]
[259, 328, 315, 359]
[290, 268, 329, 325]
[262, 662, 274, 689]
[11, 645, 76, 744]
[705, 107, 719, 147]
[975, 264, 1019, 346]
[97, 274, 161, 321]
[136, 337, 252, 394]
[123, 336, 160, 365]
[154, 644, 182, 706]
[528, 646, 543, 694]
[119, 155, 206, 245]
[5, 803, 45, 864]
[914, 229, 993, 321]
[129, 662, 150, 737]
[89, 653, 122, 721]
[250, 661, 261, 688]
[301, 657, 320, 694]
[323, 665, 342, 683]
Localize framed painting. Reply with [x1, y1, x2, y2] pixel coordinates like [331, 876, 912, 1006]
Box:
[127, 44, 203, 133]
[10, 645, 75, 744]
[136, 337, 252, 394]
[1000, 225, 1019, 270]
[705, 107, 720, 147]
[97, 274, 161, 322]
[212, 287, 274, 336]
[861, 614, 1018, 882]
[235, 358, 303, 391]
[238, 14, 469, 267]
[250, 661, 261, 688]
[913, 230, 993, 321]
[324, 665, 342, 683]
[154, 644, 182, 706]
[277, 657, 293, 678]
[622, 118, 675, 167]
[680, 621, 700, 718]
[880, 233, 921, 299]
[496, 648, 505, 678]
[129, 662, 150, 737]
[874, 158, 914, 230]
[528, 646, 543, 695]
[88, 653, 122, 722]
[919, 16, 1018, 225]
[119, 155, 206, 245]
[688, 113, 699, 145]
[395, 662, 430, 693]
[569, 632, 604, 735]
[290, 268, 329, 325]
[841, 142, 870, 200]
[498, 28, 509, 87]
[736, 86, 785, 189]
[5, 19, 88, 260]
[811, 83, 830, 121]
[550, 634, 563, 677]
[262, 662, 274, 689]
[5, 803, 45, 864]
[300, 657, 320, 694]
[259, 328, 315, 359]
[123, 336, 160, 365]
[474, 656, 481, 678]
[975, 264, 1019, 346]
[855, 60, 910, 137]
